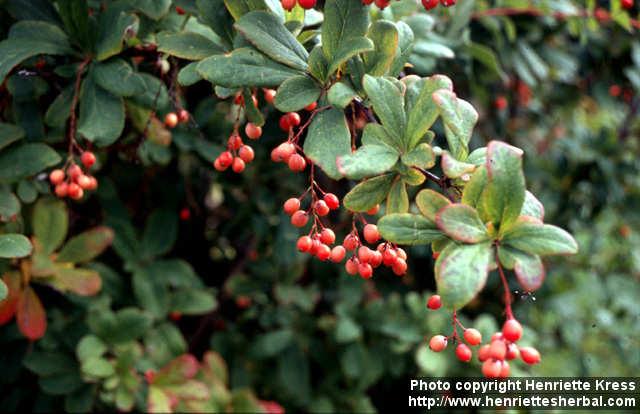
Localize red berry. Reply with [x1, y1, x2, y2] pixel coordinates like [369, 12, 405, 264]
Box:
[169, 311, 182, 321]
[482, 359, 502, 378]
[478, 344, 491, 362]
[502, 319, 523, 342]
[228, 134, 243, 150]
[427, 295, 441, 310]
[362, 0, 374, 4]
[297, 235, 313, 252]
[304, 101, 317, 111]
[245, 123, 262, 140]
[291, 210, 308, 227]
[68, 183, 83, 200]
[263, 89, 276, 104]
[232, 157, 245, 173]
[330, 245, 346, 263]
[358, 262, 373, 279]
[219, 151, 233, 167]
[366, 204, 380, 215]
[81, 151, 96, 168]
[165, 112, 178, 128]
[276, 142, 296, 162]
[363, 224, 380, 244]
[286, 112, 301, 127]
[421, 0, 438, 9]
[396, 248, 407, 260]
[288, 154, 306, 172]
[320, 228, 335, 245]
[463, 328, 482, 346]
[175, 6, 185, 14]
[456, 343, 472, 362]
[489, 340, 507, 361]
[67, 164, 82, 180]
[179, 208, 190, 221]
[369, 250, 383, 268]
[76, 174, 92, 190]
[85, 176, 98, 191]
[316, 244, 331, 261]
[621, 0, 633, 10]
[178, 109, 189, 123]
[315, 200, 330, 216]
[279, 115, 292, 131]
[392, 258, 407, 275]
[345, 257, 359, 275]
[281, 0, 296, 11]
[298, 0, 316, 9]
[491, 332, 504, 342]
[55, 182, 68, 198]
[494, 95, 508, 110]
[382, 248, 397, 266]
[343, 234, 359, 251]
[283, 198, 301, 215]
[358, 246, 372, 263]
[323, 193, 339, 210]
[214, 158, 228, 171]
[309, 238, 321, 256]
[49, 169, 65, 185]
[429, 335, 447, 352]
[609, 84, 622, 97]
[440, 0, 456, 6]
[520, 346, 541, 365]
[499, 360, 510, 378]
[238, 145, 255, 163]
[375, 0, 390, 9]
[144, 369, 156, 384]
[506, 343, 520, 360]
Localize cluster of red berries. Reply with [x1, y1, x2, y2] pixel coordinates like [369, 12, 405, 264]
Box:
[427, 298, 541, 378]
[164, 109, 189, 128]
[344, 238, 408, 278]
[213, 130, 257, 173]
[271, 141, 306, 172]
[285, 192, 340, 228]
[362, 0, 456, 10]
[49, 152, 98, 200]
[281, 0, 316, 11]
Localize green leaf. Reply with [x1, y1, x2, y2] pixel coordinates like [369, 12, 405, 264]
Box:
[112, 308, 153, 343]
[501, 217, 578, 256]
[223, 0, 269, 20]
[389, 21, 414, 76]
[0, 122, 25, 150]
[337, 145, 399, 180]
[171, 289, 217, 315]
[242, 88, 265, 127]
[0, 234, 32, 258]
[481, 141, 525, 229]
[415, 189, 450, 221]
[197, 48, 301, 88]
[274, 75, 321, 112]
[132, 0, 171, 20]
[364, 20, 398, 76]
[435, 204, 489, 243]
[361, 123, 398, 150]
[436, 242, 493, 309]
[327, 81, 356, 108]
[378, 213, 441, 245]
[465, 42, 505, 79]
[497, 246, 545, 291]
[56, 227, 114, 263]
[56, 0, 92, 51]
[78, 75, 125, 147]
[0, 188, 20, 221]
[0, 280, 7, 301]
[322, 0, 369, 65]
[81, 356, 114, 378]
[94, 59, 145, 97]
[52, 267, 102, 296]
[133, 268, 169, 318]
[17, 180, 37, 203]
[307, 45, 328, 82]
[363, 75, 406, 145]
[177, 62, 202, 86]
[197, 0, 234, 47]
[343, 173, 394, 212]
[303, 108, 351, 180]
[33, 198, 68, 255]
[401, 143, 435, 169]
[76, 335, 108, 362]
[157, 31, 223, 60]
[386, 178, 409, 214]
[250, 329, 294, 358]
[142, 209, 178, 258]
[235, 11, 308, 71]
[432, 89, 478, 160]
[441, 152, 476, 179]
[521, 191, 545, 221]
[461, 165, 487, 208]
[327, 36, 374, 76]
[335, 316, 362, 343]
[0, 143, 61, 183]
[44, 86, 73, 127]
[96, 7, 139, 61]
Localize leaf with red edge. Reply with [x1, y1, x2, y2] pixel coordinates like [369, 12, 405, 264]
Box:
[435, 203, 489, 243]
[56, 226, 114, 263]
[0, 272, 22, 324]
[17, 286, 47, 340]
[51, 267, 102, 296]
[153, 354, 200, 386]
[498, 245, 546, 291]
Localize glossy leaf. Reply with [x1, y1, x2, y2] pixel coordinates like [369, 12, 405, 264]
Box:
[274, 75, 321, 112]
[435, 242, 493, 309]
[481, 141, 525, 229]
[303, 108, 351, 180]
[56, 227, 114, 263]
[235, 11, 308, 71]
[378, 213, 440, 245]
[343, 173, 394, 212]
[33, 198, 68, 255]
[435, 204, 489, 243]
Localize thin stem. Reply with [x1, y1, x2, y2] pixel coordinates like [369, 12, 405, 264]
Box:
[495, 249, 514, 320]
[67, 57, 92, 159]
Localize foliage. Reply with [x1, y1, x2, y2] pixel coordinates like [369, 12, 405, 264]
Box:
[0, 0, 639, 412]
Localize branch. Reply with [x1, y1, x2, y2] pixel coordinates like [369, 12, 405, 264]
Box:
[67, 57, 92, 157]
